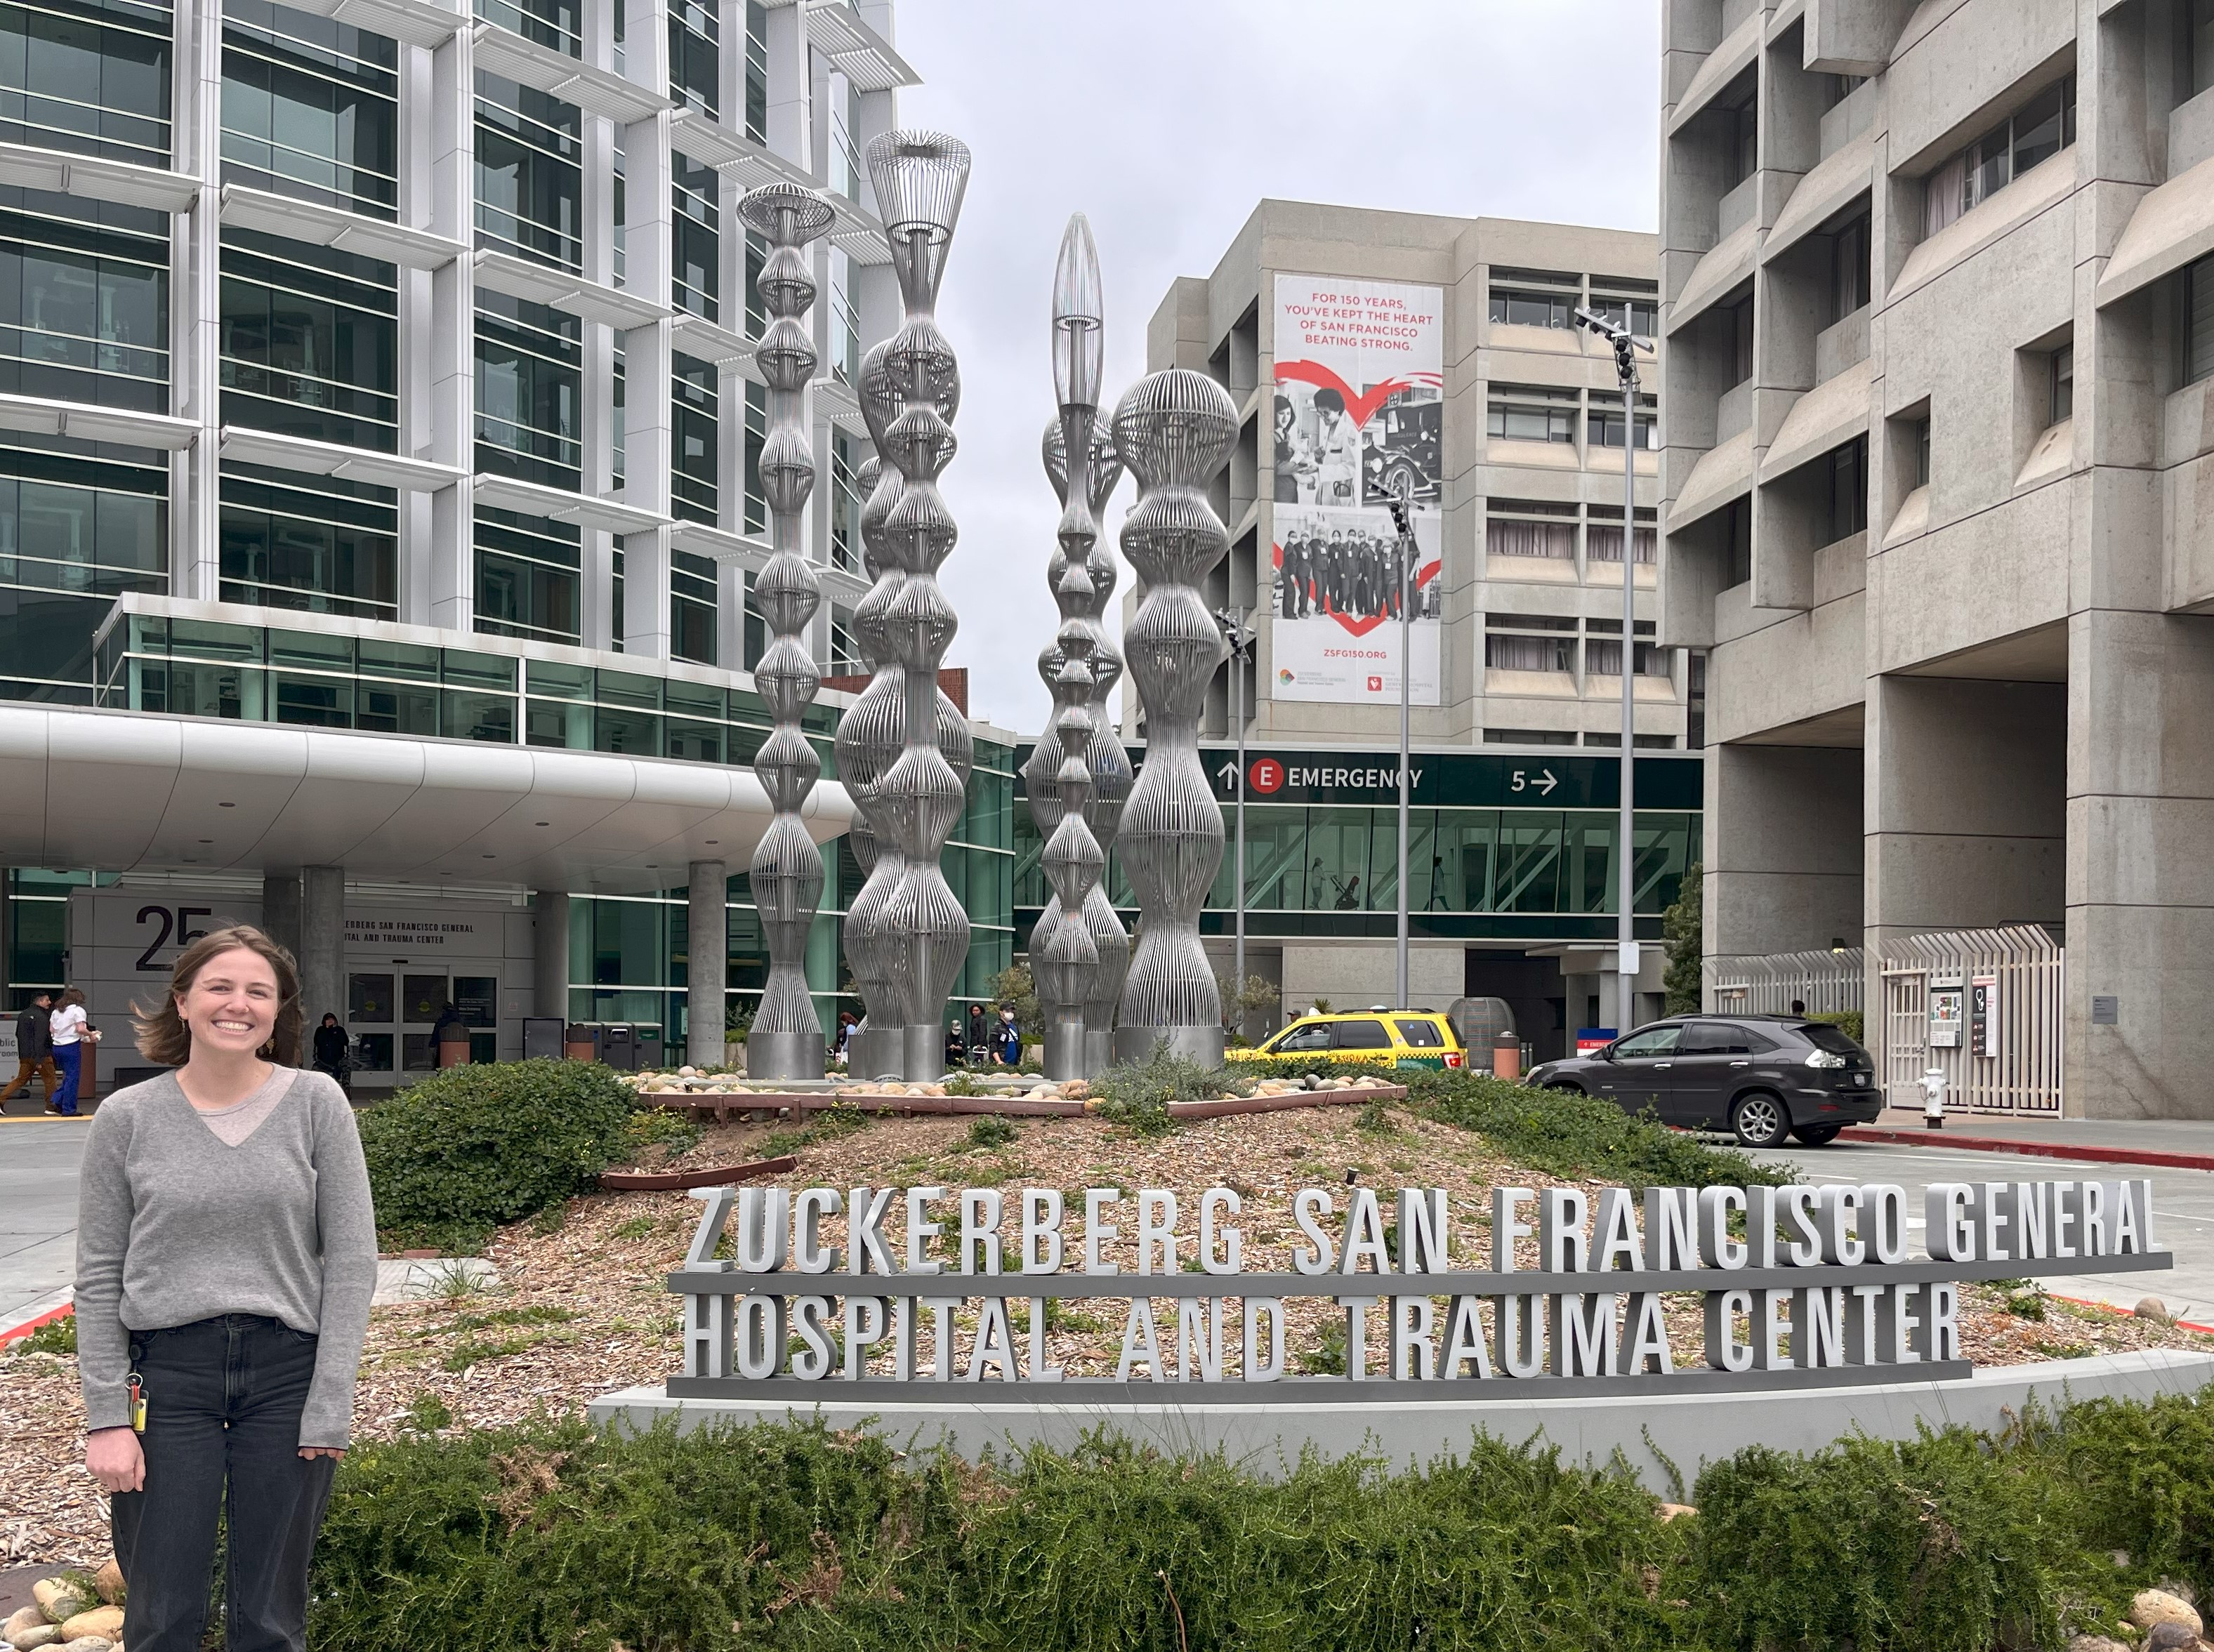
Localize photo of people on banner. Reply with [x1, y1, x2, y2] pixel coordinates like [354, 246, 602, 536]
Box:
[1271, 272, 1444, 705]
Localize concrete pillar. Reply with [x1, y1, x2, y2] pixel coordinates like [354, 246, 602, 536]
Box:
[299, 867, 346, 1034]
[261, 873, 301, 963]
[687, 861, 726, 1068]
[534, 891, 570, 1022]
[2065, 608, 2214, 1117]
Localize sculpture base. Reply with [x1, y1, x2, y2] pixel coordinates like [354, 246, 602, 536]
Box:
[902, 1024, 946, 1081]
[1043, 1018, 1087, 1081]
[744, 1029, 824, 1081]
[1083, 1027, 1114, 1075]
[1113, 1024, 1225, 1067]
[847, 1028, 900, 1082]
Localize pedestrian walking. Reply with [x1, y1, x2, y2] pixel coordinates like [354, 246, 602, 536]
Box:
[996, 1006, 1022, 1068]
[311, 1012, 350, 1093]
[75, 924, 376, 1652]
[0, 989, 58, 1108]
[49, 987, 93, 1116]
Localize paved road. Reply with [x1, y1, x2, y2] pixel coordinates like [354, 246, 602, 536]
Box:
[1, 1121, 2208, 1330]
[0, 1120, 88, 1328]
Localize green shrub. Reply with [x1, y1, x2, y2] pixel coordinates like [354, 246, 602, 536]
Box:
[310, 1415, 1685, 1652]
[360, 1060, 639, 1248]
[307, 1387, 2214, 1651]
[1090, 1049, 1244, 1135]
[1807, 1009, 1866, 1045]
[1227, 1050, 1397, 1079]
[621, 1105, 703, 1161]
[6, 1311, 74, 1357]
[1402, 1069, 1790, 1190]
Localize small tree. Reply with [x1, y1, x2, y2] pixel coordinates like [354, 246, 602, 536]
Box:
[1215, 971, 1283, 1037]
[1662, 860, 1703, 1015]
[989, 961, 1039, 1033]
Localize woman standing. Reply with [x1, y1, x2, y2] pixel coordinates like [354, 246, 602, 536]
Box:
[49, 986, 91, 1116]
[76, 925, 377, 1652]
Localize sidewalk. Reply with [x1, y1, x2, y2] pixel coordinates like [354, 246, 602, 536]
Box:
[1845, 1111, 2214, 1172]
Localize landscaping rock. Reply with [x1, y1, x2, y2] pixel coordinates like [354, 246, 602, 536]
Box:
[30, 1583, 89, 1625]
[2071, 1638, 2130, 1652]
[2144, 1624, 2197, 1652]
[56, 1638, 112, 1652]
[2132, 1592, 2203, 1637]
[58, 1608, 124, 1643]
[91, 1560, 124, 1606]
[1657, 1502, 1698, 1521]
[9, 1624, 63, 1651]
[4, 1606, 51, 1644]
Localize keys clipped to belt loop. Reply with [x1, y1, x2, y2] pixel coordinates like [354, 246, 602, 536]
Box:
[126, 1372, 147, 1434]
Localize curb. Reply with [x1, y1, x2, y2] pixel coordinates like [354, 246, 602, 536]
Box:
[1838, 1124, 2214, 1173]
[0, 1294, 72, 1348]
[598, 1154, 798, 1192]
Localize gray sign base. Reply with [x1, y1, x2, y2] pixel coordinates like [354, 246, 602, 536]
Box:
[589, 1349, 2214, 1493]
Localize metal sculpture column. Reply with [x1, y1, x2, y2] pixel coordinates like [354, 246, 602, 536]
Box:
[834, 451, 903, 1079]
[1027, 214, 1116, 1080]
[1111, 369, 1238, 1065]
[737, 180, 836, 1080]
[868, 129, 973, 1079]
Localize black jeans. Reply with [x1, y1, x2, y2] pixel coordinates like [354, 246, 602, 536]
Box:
[112, 1315, 338, 1652]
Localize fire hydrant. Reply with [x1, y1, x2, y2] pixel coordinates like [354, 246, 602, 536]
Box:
[1920, 1066, 1947, 1130]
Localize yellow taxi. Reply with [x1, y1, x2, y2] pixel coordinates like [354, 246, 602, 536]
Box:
[1228, 1008, 1468, 1071]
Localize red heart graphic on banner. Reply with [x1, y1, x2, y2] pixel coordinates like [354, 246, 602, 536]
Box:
[1269, 550, 1442, 638]
[1272, 359, 1414, 430]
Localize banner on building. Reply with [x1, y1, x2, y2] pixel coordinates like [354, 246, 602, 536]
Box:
[1270, 272, 1444, 707]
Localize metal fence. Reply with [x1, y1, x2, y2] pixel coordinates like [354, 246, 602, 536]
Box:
[1876, 925, 2064, 1116]
[1706, 947, 1866, 1017]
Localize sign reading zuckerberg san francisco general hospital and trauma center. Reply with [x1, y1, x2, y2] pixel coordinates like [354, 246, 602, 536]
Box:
[662, 1179, 2168, 1396]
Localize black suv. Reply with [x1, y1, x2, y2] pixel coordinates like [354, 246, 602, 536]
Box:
[1524, 1015, 1880, 1148]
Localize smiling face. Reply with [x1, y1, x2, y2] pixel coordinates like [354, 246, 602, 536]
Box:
[176, 946, 281, 1059]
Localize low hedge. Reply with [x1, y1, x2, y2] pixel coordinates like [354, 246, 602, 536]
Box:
[358, 1059, 640, 1251]
[308, 1387, 2214, 1651]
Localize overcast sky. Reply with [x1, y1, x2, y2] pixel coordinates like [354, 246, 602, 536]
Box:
[883, 0, 1662, 737]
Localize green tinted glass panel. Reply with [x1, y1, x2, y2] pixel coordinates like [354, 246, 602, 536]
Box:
[525, 656, 592, 699]
[443, 649, 516, 689]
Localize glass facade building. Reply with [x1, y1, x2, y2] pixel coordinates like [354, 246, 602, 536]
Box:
[0, 0, 932, 1062]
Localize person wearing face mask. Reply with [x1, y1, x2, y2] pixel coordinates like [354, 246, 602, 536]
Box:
[74, 924, 376, 1652]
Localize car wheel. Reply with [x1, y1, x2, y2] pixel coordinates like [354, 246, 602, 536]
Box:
[1792, 1124, 1843, 1146]
[1730, 1092, 1791, 1149]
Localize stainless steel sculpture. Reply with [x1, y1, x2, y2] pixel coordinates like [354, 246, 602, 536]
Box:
[1111, 368, 1238, 1065]
[737, 180, 836, 1081]
[848, 128, 973, 1079]
[1024, 215, 1130, 1079]
[835, 451, 902, 1080]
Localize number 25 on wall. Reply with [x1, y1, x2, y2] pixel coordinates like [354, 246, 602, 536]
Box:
[135, 906, 212, 972]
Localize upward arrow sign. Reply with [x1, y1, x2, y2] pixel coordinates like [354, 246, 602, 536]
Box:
[1216, 760, 1239, 793]
[1534, 768, 1559, 796]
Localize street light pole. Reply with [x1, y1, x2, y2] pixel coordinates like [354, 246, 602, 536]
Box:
[1576, 306, 1649, 1038]
[1215, 605, 1255, 1019]
[1386, 498, 1414, 1011]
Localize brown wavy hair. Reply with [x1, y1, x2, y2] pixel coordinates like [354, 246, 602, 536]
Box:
[133, 925, 302, 1067]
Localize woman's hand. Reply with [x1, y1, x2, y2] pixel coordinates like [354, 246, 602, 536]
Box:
[299, 1446, 346, 1461]
[86, 1426, 144, 1494]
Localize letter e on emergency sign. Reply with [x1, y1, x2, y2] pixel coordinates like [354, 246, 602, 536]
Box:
[1249, 758, 1284, 795]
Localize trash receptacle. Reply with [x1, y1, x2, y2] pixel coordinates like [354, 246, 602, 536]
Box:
[1491, 1033, 1522, 1082]
[602, 1024, 636, 1071]
[565, 1023, 600, 1062]
[635, 1029, 664, 1071]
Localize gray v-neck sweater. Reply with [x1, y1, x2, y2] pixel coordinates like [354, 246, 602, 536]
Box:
[74, 1068, 378, 1448]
